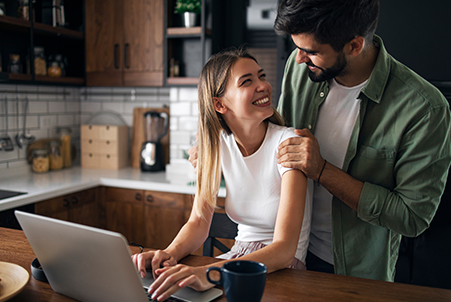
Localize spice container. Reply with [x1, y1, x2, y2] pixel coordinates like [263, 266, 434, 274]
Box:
[34, 47, 47, 76]
[57, 127, 71, 168]
[48, 140, 63, 170]
[32, 149, 49, 173]
[8, 54, 22, 74]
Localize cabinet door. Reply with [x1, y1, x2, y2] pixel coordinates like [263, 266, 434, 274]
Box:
[104, 187, 146, 244]
[69, 188, 99, 227]
[85, 0, 124, 86]
[35, 195, 70, 221]
[143, 190, 187, 249]
[122, 0, 164, 86]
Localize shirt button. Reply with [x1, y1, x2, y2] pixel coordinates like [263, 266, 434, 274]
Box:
[320, 92, 325, 97]
[308, 125, 312, 130]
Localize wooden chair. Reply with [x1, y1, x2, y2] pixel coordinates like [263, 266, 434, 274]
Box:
[202, 212, 238, 257]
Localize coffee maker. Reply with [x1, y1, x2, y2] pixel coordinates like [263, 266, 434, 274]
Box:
[140, 111, 168, 172]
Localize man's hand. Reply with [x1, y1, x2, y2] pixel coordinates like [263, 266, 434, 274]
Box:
[188, 144, 198, 173]
[277, 128, 325, 181]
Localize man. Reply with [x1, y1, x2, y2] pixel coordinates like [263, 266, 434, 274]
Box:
[274, 0, 451, 281]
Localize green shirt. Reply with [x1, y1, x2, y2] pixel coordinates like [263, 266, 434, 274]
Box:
[277, 35, 451, 281]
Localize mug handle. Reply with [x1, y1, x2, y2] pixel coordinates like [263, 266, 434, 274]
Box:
[206, 267, 222, 285]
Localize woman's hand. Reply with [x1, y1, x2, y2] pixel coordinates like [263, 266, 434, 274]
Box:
[148, 264, 214, 301]
[132, 250, 177, 279]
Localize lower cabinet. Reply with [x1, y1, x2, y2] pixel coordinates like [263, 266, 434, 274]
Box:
[35, 187, 100, 227]
[101, 187, 189, 249]
[34, 186, 234, 256]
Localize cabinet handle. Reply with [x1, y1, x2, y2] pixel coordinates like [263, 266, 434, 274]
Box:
[71, 196, 79, 205]
[114, 44, 120, 69]
[63, 198, 70, 207]
[124, 43, 130, 69]
[146, 195, 153, 203]
[135, 193, 142, 201]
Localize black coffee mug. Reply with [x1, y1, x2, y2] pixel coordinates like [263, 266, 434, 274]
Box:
[206, 260, 267, 302]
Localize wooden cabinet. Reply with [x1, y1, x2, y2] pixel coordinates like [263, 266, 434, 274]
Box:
[34, 187, 100, 227]
[101, 187, 188, 248]
[0, 0, 85, 85]
[85, 0, 164, 87]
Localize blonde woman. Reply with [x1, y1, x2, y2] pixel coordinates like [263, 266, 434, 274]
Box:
[132, 49, 312, 301]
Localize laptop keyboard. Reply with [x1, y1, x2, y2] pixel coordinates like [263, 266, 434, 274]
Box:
[144, 288, 187, 302]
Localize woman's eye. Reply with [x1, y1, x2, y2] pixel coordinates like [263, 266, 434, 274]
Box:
[259, 73, 267, 79]
[241, 79, 251, 86]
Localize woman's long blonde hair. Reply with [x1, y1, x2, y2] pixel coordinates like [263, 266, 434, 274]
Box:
[195, 48, 284, 218]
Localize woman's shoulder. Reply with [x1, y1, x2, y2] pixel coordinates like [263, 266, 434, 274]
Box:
[267, 122, 298, 145]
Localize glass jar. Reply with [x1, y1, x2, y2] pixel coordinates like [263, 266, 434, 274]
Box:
[17, 0, 29, 20]
[48, 140, 63, 170]
[57, 127, 71, 168]
[8, 54, 22, 74]
[34, 46, 47, 76]
[32, 149, 49, 173]
[47, 61, 61, 77]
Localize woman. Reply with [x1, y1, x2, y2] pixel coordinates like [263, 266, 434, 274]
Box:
[133, 48, 312, 301]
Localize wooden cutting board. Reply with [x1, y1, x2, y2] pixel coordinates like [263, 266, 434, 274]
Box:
[130, 107, 170, 169]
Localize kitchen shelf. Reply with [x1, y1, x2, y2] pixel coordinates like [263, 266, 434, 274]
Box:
[0, 15, 30, 30]
[167, 77, 199, 85]
[33, 23, 84, 40]
[167, 26, 211, 37]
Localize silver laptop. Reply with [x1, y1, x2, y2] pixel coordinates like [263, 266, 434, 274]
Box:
[15, 211, 223, 302]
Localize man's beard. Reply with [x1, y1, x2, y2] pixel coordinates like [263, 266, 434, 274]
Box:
[307, 52, 348, 82]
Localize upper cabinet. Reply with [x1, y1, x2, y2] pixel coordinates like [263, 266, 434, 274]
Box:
[0, 0, 85, 85]
[85, 0, 164, 87]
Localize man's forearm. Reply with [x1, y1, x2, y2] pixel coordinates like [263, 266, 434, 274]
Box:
[319, 161, 364, 212]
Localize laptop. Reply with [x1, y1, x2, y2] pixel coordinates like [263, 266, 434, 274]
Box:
[15, 211, 223, 302]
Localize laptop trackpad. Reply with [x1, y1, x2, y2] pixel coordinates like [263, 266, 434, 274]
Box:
[140, 270, 223, 302]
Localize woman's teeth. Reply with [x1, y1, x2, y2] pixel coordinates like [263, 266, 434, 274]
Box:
[253, 97, 269, 105]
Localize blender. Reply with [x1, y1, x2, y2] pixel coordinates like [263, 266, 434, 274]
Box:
[140, 111, 168, 172]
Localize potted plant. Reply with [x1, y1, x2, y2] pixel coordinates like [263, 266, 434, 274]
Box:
[174, 0, 201, 28]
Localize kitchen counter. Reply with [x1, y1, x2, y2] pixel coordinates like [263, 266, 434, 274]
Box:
[0, 166, 226, 211]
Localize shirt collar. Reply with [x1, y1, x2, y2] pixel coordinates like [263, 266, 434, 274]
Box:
[360, 35, 391, 104]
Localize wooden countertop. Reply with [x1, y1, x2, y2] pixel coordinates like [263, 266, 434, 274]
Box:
[1, 227, 451, 301]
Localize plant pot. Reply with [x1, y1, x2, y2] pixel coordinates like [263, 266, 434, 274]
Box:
[183, 12, 197, 28]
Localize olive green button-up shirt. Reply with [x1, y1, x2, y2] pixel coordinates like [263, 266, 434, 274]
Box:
[277, 35, 451, 281]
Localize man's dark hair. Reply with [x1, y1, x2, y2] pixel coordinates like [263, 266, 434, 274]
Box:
[274, 0, 380, 52]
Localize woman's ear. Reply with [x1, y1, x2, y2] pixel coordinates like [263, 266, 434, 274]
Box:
[214, 97, 227, 114]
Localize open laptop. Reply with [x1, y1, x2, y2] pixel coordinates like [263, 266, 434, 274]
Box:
[15, 211, 223, 302]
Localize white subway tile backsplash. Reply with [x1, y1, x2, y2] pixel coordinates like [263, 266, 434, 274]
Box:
[179, 116, 198, 131]
[1, 85, 194, 169]
[57, 114, 75, 127]
[102, 102, 124, 113]
[28, 101, 48, 114]
[48, 101, 66, 113]
[178, 88, 198, 101]
[170, 102, 191, 116]
[81, 102, 102, 113]
[66, 102, 80, 113]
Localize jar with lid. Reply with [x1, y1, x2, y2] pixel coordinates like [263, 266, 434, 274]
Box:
[57, 127, 71, 168]
[17, 0, 29, 20]
[48, 54, 67, 77]
[48, 140, 63, 170]
[8, 54, 22, 74]
[34, 47, 47, 76]
[32, 149, 49, 173]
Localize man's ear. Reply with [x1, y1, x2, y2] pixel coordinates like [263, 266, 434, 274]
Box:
[346, 36, 365, 57]
[214, 97, 227, 114]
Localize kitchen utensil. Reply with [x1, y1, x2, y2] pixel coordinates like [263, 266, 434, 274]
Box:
[1, 95, 14, 151]
[19, 96, 36, 145]
[140, 111, 168, 172]
[15, 96, 23, 149]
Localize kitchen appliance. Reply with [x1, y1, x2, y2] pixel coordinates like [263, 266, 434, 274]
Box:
[140, 111, 168, 172]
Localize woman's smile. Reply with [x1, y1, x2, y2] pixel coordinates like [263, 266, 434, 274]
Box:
[253, 96, 271, 106]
